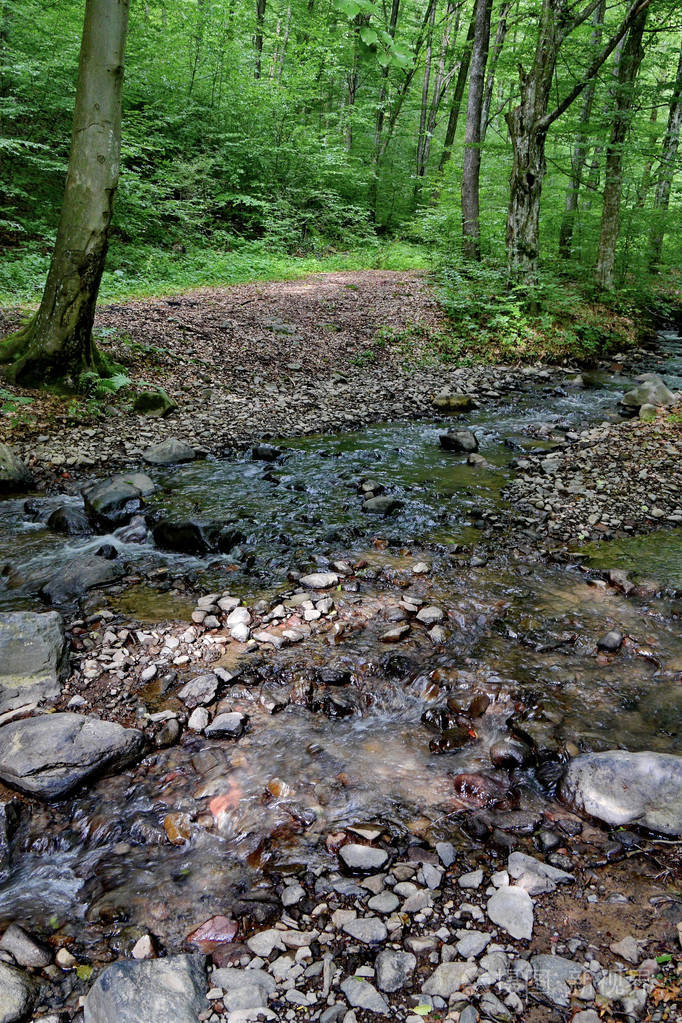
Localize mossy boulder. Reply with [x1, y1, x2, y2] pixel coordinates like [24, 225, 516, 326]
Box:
[133, 388, 177, 417]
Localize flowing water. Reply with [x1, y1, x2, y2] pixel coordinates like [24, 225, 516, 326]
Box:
[0, 337, 680, 956]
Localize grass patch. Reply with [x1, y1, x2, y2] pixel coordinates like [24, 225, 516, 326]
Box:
[0, 240, 431, 309]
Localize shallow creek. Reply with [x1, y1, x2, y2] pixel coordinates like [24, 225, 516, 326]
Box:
[0, 341, 680, 957]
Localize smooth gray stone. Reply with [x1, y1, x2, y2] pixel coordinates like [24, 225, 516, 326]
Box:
[339, 844, 388, 873]
[486, 887, 533, 940]
[142, 438, 196, 465]
[422, 962, 478, 997]
[560, 750, 682, 836]
[211, 967, 275, 995]
[84, 955, 207, 1023]
[177, 673, 220, 709]
[0, 923, 50, 968]
[507, 851, 574, 893]
[342, 916, 387, 945]
[531, 954, 583, 1007]
[620, 377, 675, 409]
[0, 713, 145, 800]
[0, 444, 33, 494]
[0, 611, 66, 715]
[340, 976, 389, 1015]
[204, 712, 247, 739]
[0, 961, 38, 1023]
[375, 950, 416, 992]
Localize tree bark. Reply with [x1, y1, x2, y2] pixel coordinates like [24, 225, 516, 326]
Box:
[415, 0, 437, 183]
[648, 43, 682, 271]
[557, 0, 605, 260]
[505, 0, 651, 282]
[438, 5, 476, 174]
[480, 0, 511, 141]
[595, 6, 647, 290]
[461, 0, 492, 260]
[0, 0, 129, 385]
[254, 0, 266, 79]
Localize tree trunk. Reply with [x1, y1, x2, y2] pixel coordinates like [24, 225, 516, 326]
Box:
[0, 0, 129, 385]
[461, 0, 492, 260]
[438, 6, 476, 174]
[595, 7, 647, 290]
[420, 1, 459, 180]
[648, 43, 682, 271]
[415, 0, 436, 184]
[369, 0, 401, 220]
[557, 0, 605, 260]
[480, 0, 511, 141]
[504, 0, 650, 282]
[254, 0, 266, 79]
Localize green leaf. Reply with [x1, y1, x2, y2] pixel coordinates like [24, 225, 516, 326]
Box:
[413, 1008, 432, 1017]
[360, 27, 379, 47]
[656, 953, 672, 964]
[76, 965, 93, 981]
[334, 0, 362, 17]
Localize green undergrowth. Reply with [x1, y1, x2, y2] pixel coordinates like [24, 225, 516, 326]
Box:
[0, 240, 430, 308]
[433, 257, 650, 366]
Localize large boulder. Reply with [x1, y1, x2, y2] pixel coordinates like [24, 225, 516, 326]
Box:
[0, 961, 38, 1023]
[0, 713, 146, 800]
[620, 374, 675, 411]
[440, 429, 478, 453]
[83, 473, 155, 529]
[133, 388, 177, 418]
[0, 611, 66, 716]
[47, 505, 92, 536]
[142, 438, 197, 465]
[39, 554, 123, 605]
[83, 955, 207, 1023]
[152, 519, 214, 555]
[0, 444, 33, 494]
[432, 391, 476, 413]
[559, 750, 682, 836]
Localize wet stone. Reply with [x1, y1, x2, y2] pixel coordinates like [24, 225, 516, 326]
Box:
[204, 712, 247, 739]
[0, 611, 66, 716]
[0, 923, 51, 968]
[0, 712, 145, 800]
[0, 961, 37, 1023]
[339, 844, 388, 873]
[83, 954, 208, 1023]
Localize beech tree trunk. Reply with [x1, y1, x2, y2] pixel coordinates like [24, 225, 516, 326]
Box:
[648, 43, 682, 271]
[480, 1, 511, 141]
[557, 0, 605, 260]
[0, 0, 129, 384]
[595, 7, 647, 290]
[461, 0, 492, 260]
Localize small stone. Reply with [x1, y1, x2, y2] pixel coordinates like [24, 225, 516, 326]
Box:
[455, 930, 491, 959]
[282, 884, 305, 908]
[299, 572, 339, 590]
[0, 923, 51, 967]
[422, 962, 478, 997]
[367, 893, 399, 915]
[56, 948, 77, 969]
[597, 971, 632, 1001]
[204, 712, 247, 739]
[339, 845, 388, 873]
[609, 936, 640, 964]
[339, 976, 389, 1015]
[458, 869, 483, 890]
[435, 841, 455, 867]
[597, 630, 623, 652]
[374, 950, 416, 992]
[188, 707, 209, 732]
[486, 887, 533, 940]
[531, 954, 583, 1007]
[132, 935, 155, 960]
[342, 917, 387, 945]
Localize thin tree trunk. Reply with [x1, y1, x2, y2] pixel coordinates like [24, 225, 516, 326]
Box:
[480, 0, 511, 140]
[254, 0, 266, 79]
[0, 0, 130, 384]
[420, 1, 459, 178]
[438, 6, 476, 174]
[648, 44, 682, 271]
[461, 0, 492, 260]
[595, 7, 647, 290]
[557, 0, 605, 259]
[369, 0, 401, 219]
[415, 0, 437, 183]
[345, 13, 369, 151]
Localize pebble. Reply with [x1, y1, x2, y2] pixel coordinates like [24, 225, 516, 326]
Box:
[486, 887, 534, 940]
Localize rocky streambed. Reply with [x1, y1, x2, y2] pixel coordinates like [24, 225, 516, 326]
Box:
[0, 330, 680, 1023]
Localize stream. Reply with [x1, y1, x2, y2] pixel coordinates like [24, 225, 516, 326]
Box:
[0, 334, 680, 963]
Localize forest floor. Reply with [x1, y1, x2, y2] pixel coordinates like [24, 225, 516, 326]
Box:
[0, 270, 681, 1022]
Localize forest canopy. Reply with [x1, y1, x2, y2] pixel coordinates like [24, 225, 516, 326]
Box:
[1, 0, 680, 304]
